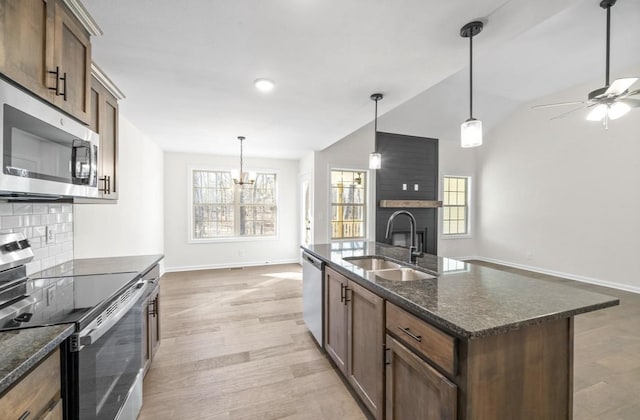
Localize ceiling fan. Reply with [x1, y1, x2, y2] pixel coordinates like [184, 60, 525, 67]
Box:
[533, 0, 640, 128]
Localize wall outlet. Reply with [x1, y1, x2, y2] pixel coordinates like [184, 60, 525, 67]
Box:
[46, 225, 55, 244]
[402, 184, 407, 190]
[414, 184, 419, 191]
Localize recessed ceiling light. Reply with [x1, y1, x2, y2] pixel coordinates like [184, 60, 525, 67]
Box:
[254, 78, 275, 92]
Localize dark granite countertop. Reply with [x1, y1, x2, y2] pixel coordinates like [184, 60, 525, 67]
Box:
[0, 324, 74, 395]
[302, 242, 619, 339]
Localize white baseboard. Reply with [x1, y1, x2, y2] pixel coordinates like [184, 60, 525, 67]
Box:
[164, 258, 300, 273]
[462, 256, 640, 295]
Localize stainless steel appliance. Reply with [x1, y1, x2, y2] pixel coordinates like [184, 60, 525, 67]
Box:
[302, 251, 324, 347]
[0, 78, 99, 198]
[0, 233, 149, 420]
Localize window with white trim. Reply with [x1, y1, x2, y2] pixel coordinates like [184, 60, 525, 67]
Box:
[330, 170, 366, 240]
[191, 169, 277, 239]
[443, 176, 469, 235]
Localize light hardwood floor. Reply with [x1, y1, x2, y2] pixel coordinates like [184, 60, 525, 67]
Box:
[140, 262, 640, 420]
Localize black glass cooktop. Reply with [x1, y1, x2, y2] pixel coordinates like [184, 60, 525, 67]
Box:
[0, 272, 140, 332]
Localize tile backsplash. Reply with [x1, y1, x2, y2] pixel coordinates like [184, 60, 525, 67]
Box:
[0, 203, 73, 275]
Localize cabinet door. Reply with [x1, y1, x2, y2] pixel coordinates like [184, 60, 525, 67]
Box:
[142, 295, 151, 376]
[0, 0, 56, 99]
[324, 267, 349, 376]
[90, 76, 119, 199]
[347, 280, 384, 420]
[52, 0, 90, 123]
[149, 290, 161, 359]
[386, 335, 457, 420]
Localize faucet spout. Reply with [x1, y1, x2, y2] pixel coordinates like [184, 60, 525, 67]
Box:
[385, 210, 420, 264]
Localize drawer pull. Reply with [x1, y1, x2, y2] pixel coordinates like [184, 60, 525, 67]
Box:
[398, 326, 422, 342]
[18, 411, 30, 420]
[340, 283, 345, 303]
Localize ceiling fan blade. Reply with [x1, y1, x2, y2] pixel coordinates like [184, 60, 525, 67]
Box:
[604, 78, 639, 96]
[532, 100, 585, 109]
[550, 104, 589, 120]
[620, 98, 640, 108]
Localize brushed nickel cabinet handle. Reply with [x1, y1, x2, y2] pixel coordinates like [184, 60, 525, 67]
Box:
[398, 326, 422, 342]
[340, 283, 345, 303]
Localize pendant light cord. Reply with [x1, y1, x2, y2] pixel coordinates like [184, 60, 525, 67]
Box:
[605, 4, 611, 86]
[374, 98, 378, 133]
[469, 34, 474, 119]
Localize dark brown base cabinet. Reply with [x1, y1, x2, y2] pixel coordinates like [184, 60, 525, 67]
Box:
[324, 267, 574, 420]
[386, 335, 456, 420]
[325, 267, 384, 420]
[0, 348, 63, 420]
[142, 266, 161, 376]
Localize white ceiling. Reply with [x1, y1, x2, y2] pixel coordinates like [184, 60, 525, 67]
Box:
[83, 0, 640, 159]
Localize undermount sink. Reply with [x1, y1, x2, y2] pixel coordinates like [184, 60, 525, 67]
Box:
[344, 257, 402, 271]
[344, 256, 435, 281]
[372, 267, 435, 282]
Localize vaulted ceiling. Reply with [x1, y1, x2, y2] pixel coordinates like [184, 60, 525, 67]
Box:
[83, 0, 640, 158]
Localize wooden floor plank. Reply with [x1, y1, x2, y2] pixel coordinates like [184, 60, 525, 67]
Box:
[139, 264, 366, 420]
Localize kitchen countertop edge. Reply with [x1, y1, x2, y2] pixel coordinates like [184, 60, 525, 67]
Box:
[0, 324, 74, 396]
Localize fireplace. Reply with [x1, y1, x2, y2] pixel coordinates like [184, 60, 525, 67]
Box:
[390, 228, 428, 253]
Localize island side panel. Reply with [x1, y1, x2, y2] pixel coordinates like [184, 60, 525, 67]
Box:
[459, 317, 573, 420]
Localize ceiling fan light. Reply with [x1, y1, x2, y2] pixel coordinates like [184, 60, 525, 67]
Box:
[586, 104, 608, 121]
[608, 101, 631, 120]
[369, 152, 381, 169]
[461, 118, 482, 148]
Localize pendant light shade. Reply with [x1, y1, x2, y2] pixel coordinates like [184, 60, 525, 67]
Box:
[369, 152, 381, 169]
[460, 21, 484, 148]
[461, 118, 483, 148]
[369, 93, 383, 169]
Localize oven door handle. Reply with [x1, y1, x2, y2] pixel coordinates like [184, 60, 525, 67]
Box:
[74, 280, 148, 351]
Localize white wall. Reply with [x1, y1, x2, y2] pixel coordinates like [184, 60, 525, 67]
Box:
[313, 124, 374, 243]
[477, 69, 640, 292]
[315, 101, 480, 255]
[163, 152, 299, 271]
[74, 116, 164, 258]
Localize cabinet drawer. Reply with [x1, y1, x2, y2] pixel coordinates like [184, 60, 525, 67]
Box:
[386, 302, 456, 375]
[0, 348, 61, 420]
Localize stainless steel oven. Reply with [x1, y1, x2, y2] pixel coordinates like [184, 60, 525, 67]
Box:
[0, 233, 151, 420]
[66, 279, 149, 420]
[0, 78, 99, 198]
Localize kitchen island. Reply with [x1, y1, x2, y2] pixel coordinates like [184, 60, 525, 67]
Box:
[302, 242, 619, 420]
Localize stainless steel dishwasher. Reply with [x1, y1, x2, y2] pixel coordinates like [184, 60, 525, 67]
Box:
[302, 251, 324, 347]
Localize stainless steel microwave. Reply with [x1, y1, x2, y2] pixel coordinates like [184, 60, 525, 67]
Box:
[0, 78, 99, 198]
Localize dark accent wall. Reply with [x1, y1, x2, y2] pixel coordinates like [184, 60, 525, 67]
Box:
[375, 132, 439, 255]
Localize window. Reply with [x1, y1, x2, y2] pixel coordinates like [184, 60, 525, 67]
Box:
[191, 169, 277, 240]
[443, 176, 469, 235]
[331, 170, 366, 240]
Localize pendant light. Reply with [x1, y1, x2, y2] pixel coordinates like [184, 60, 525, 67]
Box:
[233, 136, 255, 186]
[369, 93, 383, 169]
[460, 21, 484, 148]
